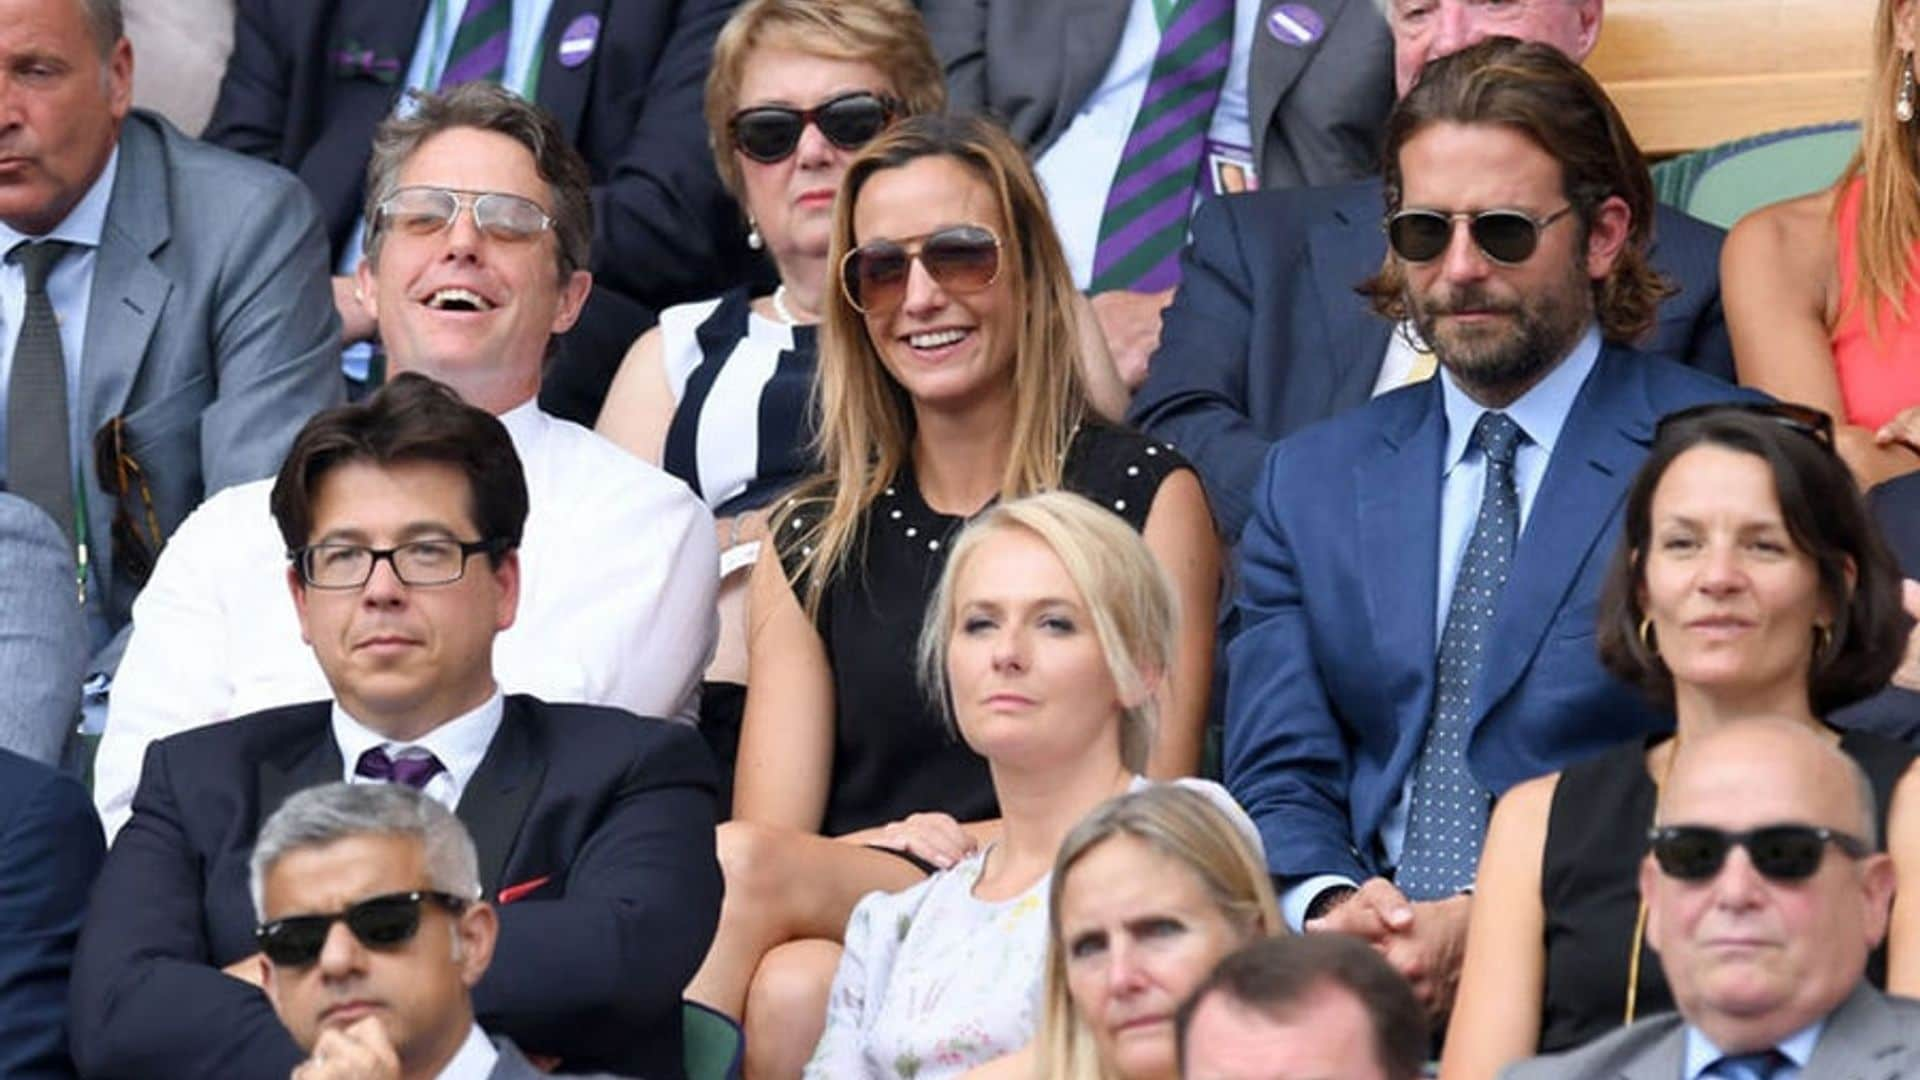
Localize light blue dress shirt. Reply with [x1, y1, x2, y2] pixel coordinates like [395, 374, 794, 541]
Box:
[336, 0, 556, 379]
[1682, 1019, 1822, 1080]
[1282, 327, 1605, 931]
[0, 147, 121, 492]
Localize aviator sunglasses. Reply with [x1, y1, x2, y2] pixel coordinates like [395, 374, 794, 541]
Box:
[729, 91, 898, 163]
[255, 890, 470, 967]
[1385, 205, 1574, 265]
[839, 225, 1003, 313]
[1648, 824, 1872, 883]
[376, 187, 555, 243]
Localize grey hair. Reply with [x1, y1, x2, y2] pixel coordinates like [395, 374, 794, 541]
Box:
[79, 0, 124, 59]
[250, 783, 481, 919]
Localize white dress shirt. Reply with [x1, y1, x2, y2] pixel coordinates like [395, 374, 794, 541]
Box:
[333, 687, 504, 809]
[433, 1024, 500, 1080]
[95, 401, 718, 840]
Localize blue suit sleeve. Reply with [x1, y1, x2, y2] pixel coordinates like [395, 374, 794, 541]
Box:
[1129, 196, 1276, 540]
[1223, 442, 1370, 885]
[0, 763, 102, 1080]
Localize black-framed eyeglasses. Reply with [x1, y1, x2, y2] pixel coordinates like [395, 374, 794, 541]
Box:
[729, 91, 899, 163]
[1654, 401, 1836, 449]
[839, 224, 1003, 314]
[289, 538, 510, 589]
[256, 890, 470, 967]
[1648, 824, 1872, 882]
[92, 416, 164, 587]
[1385, 205, 1575, 265]
[376, 186, 555, 243]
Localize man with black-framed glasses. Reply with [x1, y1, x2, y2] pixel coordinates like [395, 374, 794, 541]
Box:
[1509, 720, 1920, 1078]
[70, 374, 722, 1079]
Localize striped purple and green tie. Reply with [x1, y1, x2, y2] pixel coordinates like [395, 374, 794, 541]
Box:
[1090, 0, 1235, 293]
[440, 0, 511, 87]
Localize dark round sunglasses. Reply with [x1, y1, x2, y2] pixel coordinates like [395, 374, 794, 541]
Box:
[839, 224, 1003, 314]
[255, 890, 470, 967]
[729, 91, 898, 164]
[1385, 205, 1574, 266]
[1648, 824, 1872, 883]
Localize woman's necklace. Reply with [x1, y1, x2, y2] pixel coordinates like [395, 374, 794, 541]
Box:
[770, 284, 798, 326]
[1624, 735, 1680, 1025]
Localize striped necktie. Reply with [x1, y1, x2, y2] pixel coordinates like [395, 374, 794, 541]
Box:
[1089, 0, 1235, 293]
[441, 0, 511, 87]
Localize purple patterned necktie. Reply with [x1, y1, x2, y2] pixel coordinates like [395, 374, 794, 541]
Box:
[355, 746, 446, 790]
[440, 0, 510, 88]
[1089, 0, 1235, 292]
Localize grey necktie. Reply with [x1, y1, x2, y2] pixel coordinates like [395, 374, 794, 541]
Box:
[1397, 410, 1524, 899]
[7, 239, 77, 544]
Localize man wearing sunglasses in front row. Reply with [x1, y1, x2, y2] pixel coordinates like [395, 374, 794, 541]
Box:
[1511, 720, 1920, 1078]
[70, 375, 722, 1079]
[1222, 39, 1760, 1024]
[255, 783, 623, 1080]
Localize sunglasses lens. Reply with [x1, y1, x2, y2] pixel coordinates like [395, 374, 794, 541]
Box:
[921, 227, 1001, 294]
[844, 242, 910, 312]
[1387, 212, 1451, 262]
[473, 194, 550, 241]
[384, 189, 458, 235]
[1746, 827, 1827, 880]
[1652, 827, 1729, 881]
[1470, 212, 1542, 264]
[347, 895, 427, 947]
[816, 94, 891, 150]
[258, 917, 331, 967]
[733, 110, 804, 163]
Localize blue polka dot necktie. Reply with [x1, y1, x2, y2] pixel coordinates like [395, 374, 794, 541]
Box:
[1397, 411, 1524, 900]
[355, 746, 446, 790]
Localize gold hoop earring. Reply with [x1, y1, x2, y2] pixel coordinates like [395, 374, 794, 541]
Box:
[1638, 616, 1657, 654]
[1898, 53, 1915, 123]
[1815, 623, 1834, 658]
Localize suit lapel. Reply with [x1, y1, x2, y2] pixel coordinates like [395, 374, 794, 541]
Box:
[82, 119, 173, 434]
[459, 696, 546, 897]
[1249, 0, 1350, 172]
[1355, 387, 1444, 752]
[1804, 984, 1912, 1077]
[1043, 0, 1133, 155]
[532, 0, 605, 140]
[256, 708, 345, 829]
[1474, 346, 1651, 720]
[1622, 1023, 1689, 1080]
[1309, 179, 1394, 415]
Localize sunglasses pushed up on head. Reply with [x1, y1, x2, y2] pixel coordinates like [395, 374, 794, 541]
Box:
[729, 91, 899, 163]
[839, 225, 1004, 314]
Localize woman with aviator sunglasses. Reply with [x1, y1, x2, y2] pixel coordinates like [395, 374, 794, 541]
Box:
[595, 0, 943, 781]
[686, 114, 1220, 1077]
[1440, 404, 1918, 1080]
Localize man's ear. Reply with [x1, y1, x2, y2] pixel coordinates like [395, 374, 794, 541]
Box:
[355, 258, 380, 324]
[549, 270, 593, 335]
[491, 549, 520, 633]
[1637, 854, 1665, 954]
[456, 901, 499, 988]
[1583, 195, 1632, 281]
[287, 565, 315, 647]
[1860, 853, 1898, 949]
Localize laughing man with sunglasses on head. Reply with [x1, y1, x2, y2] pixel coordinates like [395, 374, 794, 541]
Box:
[1505, 720, 1920, 1079]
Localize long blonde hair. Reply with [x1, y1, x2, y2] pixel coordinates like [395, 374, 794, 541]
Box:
[1034, 786, 1282, 1080]
[1835, 0, 1920, 337]
[776, 114, 1091, 617]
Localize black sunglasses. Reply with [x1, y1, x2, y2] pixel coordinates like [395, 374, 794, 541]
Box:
[1385, 206, 1574, 265]
[256, 890, 469, 967]
[1648, 824, 1871, 883]
[839, 224, 1003, 314]
[1654, 401, 1836, 449]
[729, 91, 898, 163]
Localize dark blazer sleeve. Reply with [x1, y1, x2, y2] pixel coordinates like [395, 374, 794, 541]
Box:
[1128, 195, 1282, 539]
[1647, 205, 1735, 383]
[0, 754, 103, 1080]
[477, 714, 721, 1074]
[68, 741, 302, 1080]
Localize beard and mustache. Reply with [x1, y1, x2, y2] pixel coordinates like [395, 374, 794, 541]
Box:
[1404, 251, 1594, 400]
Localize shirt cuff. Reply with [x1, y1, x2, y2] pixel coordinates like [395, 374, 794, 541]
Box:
[1282, 873, 1360, 933]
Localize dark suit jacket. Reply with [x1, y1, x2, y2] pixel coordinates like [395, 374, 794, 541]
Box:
[69, 695, 721, 1079]
[0, 749, 104, 1080]
[1223, 345, 1758, 885]
[202, 0, 761, 424]
[1834, 471, 1920, 742]
[1129, 178, 1736, 539]
[923, 0, 1389, 189]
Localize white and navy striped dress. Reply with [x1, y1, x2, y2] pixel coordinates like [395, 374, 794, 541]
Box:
[657, 288, 817, 516]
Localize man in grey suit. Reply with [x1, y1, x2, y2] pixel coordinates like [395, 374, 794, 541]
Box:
[0, 494, 85, 764]
[0, 0, 342, 666]
[1506, 720, 1918, 1079]
[255, 783, 622, 1080]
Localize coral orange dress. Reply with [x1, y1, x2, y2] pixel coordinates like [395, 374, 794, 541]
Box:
[1830, 177, 1920, 429]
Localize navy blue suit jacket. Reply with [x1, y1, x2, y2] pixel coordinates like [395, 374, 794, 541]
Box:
[69, 695, 720, 1079]
[1130, 178, 1735, 539]
[0, 750, 103, 1080]
[1223, 346, 1756, 885]
[1835, 472, 1920, 741]
[203, 0, 763, 423]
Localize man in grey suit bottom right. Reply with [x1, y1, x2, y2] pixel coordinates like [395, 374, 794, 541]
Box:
[252, 783, 621, 1080]
[1506, 720, 1919, 1080]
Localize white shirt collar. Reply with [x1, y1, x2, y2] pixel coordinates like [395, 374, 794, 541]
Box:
[330, 687, 505, 805]
[495, 397, 545, 448]
[1682, 1017, 1825, 1079]
[431, 1023, 499, 1080]
[0, 144, 120, 250]
[1439, 323, 1602, 476]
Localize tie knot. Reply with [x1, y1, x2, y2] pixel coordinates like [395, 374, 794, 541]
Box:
[355, 746, 446, 791]
[1472, 411, 1523, 469]
[1708, 1049, 1791, 1080]
[7, 240, 75, 293]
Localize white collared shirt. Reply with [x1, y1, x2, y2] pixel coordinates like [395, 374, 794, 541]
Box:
[433, 1024, 500, 1080]
[96, 400, 719, 840]
[332, 688, 504, 809]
